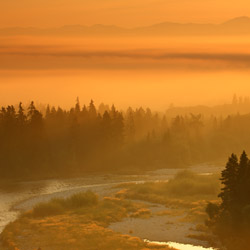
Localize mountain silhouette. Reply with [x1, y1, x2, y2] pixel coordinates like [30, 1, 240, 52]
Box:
[1, 17, 250, 36]
[222, 16, 250, 26]
[219, 16, 250, 34]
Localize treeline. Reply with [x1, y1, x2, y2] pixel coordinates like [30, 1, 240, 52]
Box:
[2, 100, 250, 179]
[206, 151, 250, 250]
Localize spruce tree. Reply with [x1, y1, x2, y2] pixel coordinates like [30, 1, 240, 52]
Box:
[27, 101, 43, 129]
[75, 97, 81, 115]
[88, 100, 97, 119]
[237, 151, 249, 207]
[218, 153, 238, 210]
[17, 102, 26, 126]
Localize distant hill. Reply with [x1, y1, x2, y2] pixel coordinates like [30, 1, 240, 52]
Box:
[165, 97, 250, 118]
[219, 16, 250, 35]
[1, 16, 250, 37]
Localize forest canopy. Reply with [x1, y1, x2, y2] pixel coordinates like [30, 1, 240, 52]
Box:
[1, 99, 250, 180]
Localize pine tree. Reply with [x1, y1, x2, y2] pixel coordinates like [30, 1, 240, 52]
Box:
[125, 107, 135, 142]
[27, 101, 43, 129]
[17, 102, 26, 126]
[102, 111, 112, 141]
[27, 101, 36, 119]
[88, 100, 97, 119]
[237, 151, 249, 207]
[75, 97, 80, 115]
[218, 153, 238, 210]
[45, 105, 51, 119]
[5, 105, 16, 129]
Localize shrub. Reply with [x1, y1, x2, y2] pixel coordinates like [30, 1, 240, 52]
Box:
[66, 191, 98, 208]
[31, 191, 98, 218]
[206, 202, 220, 220]
[32, 200, 64, 217]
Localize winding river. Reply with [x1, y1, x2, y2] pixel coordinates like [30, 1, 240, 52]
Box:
[0, 164, 222, 250]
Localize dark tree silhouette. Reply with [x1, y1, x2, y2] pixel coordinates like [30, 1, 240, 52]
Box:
[3, 100, 250, 181]
[218, 153, 238, 210]
[207, 151, 250, 250]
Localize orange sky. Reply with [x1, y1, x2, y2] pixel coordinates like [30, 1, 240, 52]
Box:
[1, 0, 250, 28]
[1, 1, 250, 109]
[1, 35, 250, 109]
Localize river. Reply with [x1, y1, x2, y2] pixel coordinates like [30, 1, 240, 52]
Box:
[0, 164, 222, 250]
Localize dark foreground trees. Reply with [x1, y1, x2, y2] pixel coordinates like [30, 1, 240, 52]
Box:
[206, 151, 250, 250]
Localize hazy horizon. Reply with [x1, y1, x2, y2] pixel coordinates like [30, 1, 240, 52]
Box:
[0, 15, 249, 29]
[1, 70, 249, 111]
[1, 35, 250, 110]
[1, 0, 250, 28]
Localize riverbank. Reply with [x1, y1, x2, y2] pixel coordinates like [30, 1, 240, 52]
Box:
[109, 170, 221, 249]
[0, 189, 218, 250]
[0, 167, 223, 250]
[0, 191, 174, 250]
[0, 163, 222, 233]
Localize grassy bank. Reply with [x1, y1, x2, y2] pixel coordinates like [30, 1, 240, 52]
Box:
[0, 191, 173, 250]
[115, 171, 220, 227]
[116, 170, 220, 204]
[1, 171, 221, 250]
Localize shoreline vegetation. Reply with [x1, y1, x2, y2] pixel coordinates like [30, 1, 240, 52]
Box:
[0, 191, 174, 250]
[0, 170, 222, 250]
[115, 170, 221, 248]
[1, 98, 250, 181]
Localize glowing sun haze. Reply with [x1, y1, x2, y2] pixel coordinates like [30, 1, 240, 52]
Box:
[1, 0, 250, 110]
[1, 0, 250, 27]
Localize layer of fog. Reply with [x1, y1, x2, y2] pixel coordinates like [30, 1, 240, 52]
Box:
[1, 35, 250, 109]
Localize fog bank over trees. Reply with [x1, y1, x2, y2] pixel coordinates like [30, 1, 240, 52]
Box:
[1, 99, 250, 180]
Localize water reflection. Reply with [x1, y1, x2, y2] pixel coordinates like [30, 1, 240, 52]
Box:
[0, 176, 145, 233]
[144, 240, 217, 250]
[0, 164, 222, 247]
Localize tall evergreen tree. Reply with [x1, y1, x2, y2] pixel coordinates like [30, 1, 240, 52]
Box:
[218, 153, 238, 210]
[237, 151, 250, 207]
[88, 100, 97, 119]
[27, 101, 43, 129]
[17, 102, 26, 126]
[75, 97, 81, 115]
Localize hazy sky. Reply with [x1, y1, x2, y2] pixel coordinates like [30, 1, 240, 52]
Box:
[1, 0, 250, 27]
[1, 2, 250, 109]
[1, 36, 250, 109]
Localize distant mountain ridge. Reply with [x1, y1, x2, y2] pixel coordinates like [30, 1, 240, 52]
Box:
[1, 16, 250, 36]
